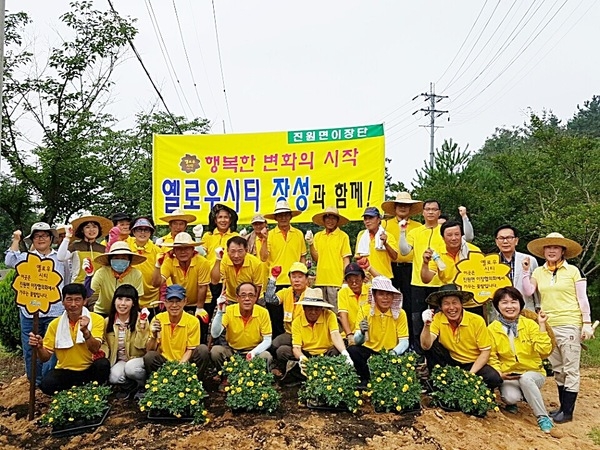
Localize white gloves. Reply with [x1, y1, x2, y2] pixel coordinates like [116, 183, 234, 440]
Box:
[581, 323, 596, 341]
[215, 246, 224, 260]
[192, 224, 204, 239]
[150, 320, 161, 335]
[422, 308, 435, 325]
[341, 350, 354, 366]
[239, 228, 248, 237]
[305, 229, 314, 245]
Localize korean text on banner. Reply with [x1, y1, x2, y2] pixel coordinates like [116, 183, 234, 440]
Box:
[152, 124, 385, 223]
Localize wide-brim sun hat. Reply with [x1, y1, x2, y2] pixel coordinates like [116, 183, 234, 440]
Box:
[161, 232, 197, 248]
[71, 215, 113, 238]
[368, 276, 402, 318]
[425, 284, 474, 308]
[94, 241, 147, 266]
[527, 232, 582, 259]
[158, 208, 197, 225]
[25, 222, 59, 240]
[381, 192, 423, 217]
[295, 287, 334, 308]
[251, 214, 266, 224]
[312, 206, 349, 227]
[263, 200, 301, 220]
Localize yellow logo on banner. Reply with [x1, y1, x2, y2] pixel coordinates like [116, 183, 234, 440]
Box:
[12, 254, 63, 314]
[152, 124, 385, 224]
[454, 253, 512, 305]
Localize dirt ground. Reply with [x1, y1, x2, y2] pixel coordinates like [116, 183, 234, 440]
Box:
[0, 363, 598, 450]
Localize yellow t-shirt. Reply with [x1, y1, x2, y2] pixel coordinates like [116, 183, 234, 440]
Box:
[407, 224, 445, 287]
[254, 238, 270, 296]
[127, 237, 161, 308]
[488, 317, 552, 375]
[532, 262, 583, 327]
[429, 310, 492, 364]
[219, 253, 264, 302]
[154, 311, 200, 361]
[91, 266, 145, 315]
[202, 230, 239, 266]
[427, 242, 481, 284]
[222, 304, 272, 351]
[313, 228, 351, 287]
[43, 312, 105, 371]
[383, 218, 422, 263]
[160, 254, 211, 306]
[292, 309, 339, 356]
[354, 230, 398, 278]
[266, 226, 306, 286]
[337, 284, 370, 334]
[356, 304, 408, 352]
[277, 287, 306, 334]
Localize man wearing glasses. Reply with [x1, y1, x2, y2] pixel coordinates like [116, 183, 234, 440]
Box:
[209, 282, 272, 390]
[144, 284, 209, 379]
[493, 225, 540, 319]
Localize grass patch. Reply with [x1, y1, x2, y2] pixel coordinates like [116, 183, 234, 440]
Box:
[581, 337, 600, 368]
[588, 427, 600, 446]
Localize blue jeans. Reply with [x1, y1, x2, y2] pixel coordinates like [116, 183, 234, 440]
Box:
[20, 312, 57, 385]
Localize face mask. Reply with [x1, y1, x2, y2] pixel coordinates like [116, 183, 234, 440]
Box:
[110, 259, 130, 273]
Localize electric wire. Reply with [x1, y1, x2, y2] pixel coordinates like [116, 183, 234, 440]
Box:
[211, 0, 233, 131]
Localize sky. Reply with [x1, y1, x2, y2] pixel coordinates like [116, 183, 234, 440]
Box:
[15, 0, 600, 189]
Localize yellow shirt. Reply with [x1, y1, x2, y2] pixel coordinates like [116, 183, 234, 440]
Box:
[277, 287, 306, 334]
[383, 218, 422, 263]
[160, 254, 211, 306]
[154, 311, 200, 361]
[157, 233, 176, 254]
[254, 238, 270, 296]
[43, 312, 105, 371]
[488, 317, 552, 375]
[219, 253, 264, 302]
[337, 284, 370, 334]
[356, 304, 408, 352]
[354, 230, 398, 278]
[407, 224, 445, 287]
[430, 310, 492, 364]
[222, 304, 272, 351]
[127, 237, 161, 308]
[91, 266, 145, 315]
[202, 230, 239, 265]
[266, 226, 306, 285]
[313, 228, 351, 287]
[532, 262, 583, 327]
[292, 309, 339, 355]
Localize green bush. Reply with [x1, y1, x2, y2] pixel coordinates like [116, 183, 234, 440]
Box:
[0, 269, 21, 353]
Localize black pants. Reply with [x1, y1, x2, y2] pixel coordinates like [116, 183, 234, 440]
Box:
[267, 285, 288, 338]
[40, 358, 111, 395]
[347, 345, 378, 385]
[411, 285, 439, 354]
[424, 339, 503, 390]
[392, 263, 413, 341]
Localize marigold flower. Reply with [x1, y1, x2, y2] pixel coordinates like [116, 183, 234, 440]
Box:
[68, 417, 74, 422]
[147, 401, 152, 407]
[258, 401, 264, 407]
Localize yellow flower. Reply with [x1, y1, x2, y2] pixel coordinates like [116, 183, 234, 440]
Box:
[486, 397, 492, 403]
[84, 400, 89, 405]
[94, 395, 100, 401]
[352, 409, 358, 414]
[307, 376, 312, 381]
[472, 399, 478, 404]
[192, 375, 198, 380]
[68, 417, 74, 422]
[402, 384, 409, 392]
[313, 371, 318, 377]
[179, 392, 185, 398]
[224, 386, 230, 392]
[358, 399, 363, 405]
[386, 372, 391, 377]
[396, 405, 402, 412]
[247, 381, 255, 387]
[190, 400, 197, 405]
[153, 373, 158, 378]
[326, 370, 332, 375]
[393, 397, 398, 402]
[480, 396, 484, 400]
[494, 406, 500, 412]
[391, 359, 397, 364]
[145, 384, 150, 389]
[258, 401, 264, 407]
[407, 377, 412, 382]
[140, 406, 145, 412]
[376, 377, 382, 383]
[402, 372, 407, 376]
[435, 364, 441, 368]
[175, 414, 181, 418]
[338, 387, 343, 393]
[354, 391, 360, 397]
[380, 400, 385, 405]
[147, 401, 153, 407]
[441, 380, 447, 385]
[93, 381, 98, 385]
[162, 378, 168, 384]
[436, 376, 441, 380]
[152, 380, 158, 385]
[380, 373, 386, 378]
[408, 356, 414, 362]
[202, 410, 208, 416]
[48, 417, 54, 423]
[327, 385, 332, 390]
[52, 399, 57, 404]
[367, 383, 372, 388]
[236, 387, 242, 393]
[186, 388, 191, 392]
[152, 387, 158, 392]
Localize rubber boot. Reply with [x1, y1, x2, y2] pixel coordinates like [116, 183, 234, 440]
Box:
[549, 384, 564, 418]
[553, 390, 577, 423]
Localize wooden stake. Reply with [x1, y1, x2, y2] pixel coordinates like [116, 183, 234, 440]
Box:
[28, 312, 39, 421]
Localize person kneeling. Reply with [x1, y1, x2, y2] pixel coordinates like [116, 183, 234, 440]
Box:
[347, 276, 409, 388]
[488, 287, 554, 433]
[420, 284, 502, 390]
[144, 284, 209, 379]
[210, 282, 272, 390]
[277, 288, 353, 381]
[28, 283, 110, 395]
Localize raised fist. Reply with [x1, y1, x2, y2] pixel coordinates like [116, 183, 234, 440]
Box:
[305, 230, 314, 245]
[192, 224, 204, 239]
[458, 206, 467, 218]
[357, 257, 370, 270]
[65, 225, 73, 239]
[215, 247, 224, 261]
[422, 308, 435, 325]
[82, 257, 94, 276]
[271, 266, 282, 278]
[521, 256, 530, 272]
[239, 228, 248, 237]
[12, 230, 22, 240]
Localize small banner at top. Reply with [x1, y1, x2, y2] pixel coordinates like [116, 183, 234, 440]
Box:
[152, 124, 385, 224]
[454, 253, 512, 305]
[12, 254, 63, 314]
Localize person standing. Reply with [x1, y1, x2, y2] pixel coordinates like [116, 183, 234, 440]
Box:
[307, 206, 352, 310]
[355, 207, 398, 279]
[127, 217, 161, 311]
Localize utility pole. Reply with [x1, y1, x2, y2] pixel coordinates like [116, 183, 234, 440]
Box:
[412, 82, 448, 166]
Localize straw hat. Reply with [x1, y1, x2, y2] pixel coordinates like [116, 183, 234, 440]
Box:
[94, 241, 147, 266]
[25, 222, 58, 240]
[161, 232, 197, 248]
[295, 288, 334, 309]
[381, 192, 423, 217]
[312, 206, 349, 227]
[71, 215, 113, 238]
[263, 200, 301, 220]
[527, 232, 582, 259]
[425, 284, 474, 308]
[251, 214, 266, 224]
[158, 208, 197, 224]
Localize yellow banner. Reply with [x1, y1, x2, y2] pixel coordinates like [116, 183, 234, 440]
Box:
[152, 124, 385, 224]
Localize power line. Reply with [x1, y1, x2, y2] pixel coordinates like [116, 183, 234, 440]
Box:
[172, 0, 206, 117]
[107, 0, 182, 133]
[211, 0, 233, 132]
[413, 83, 448, 166]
